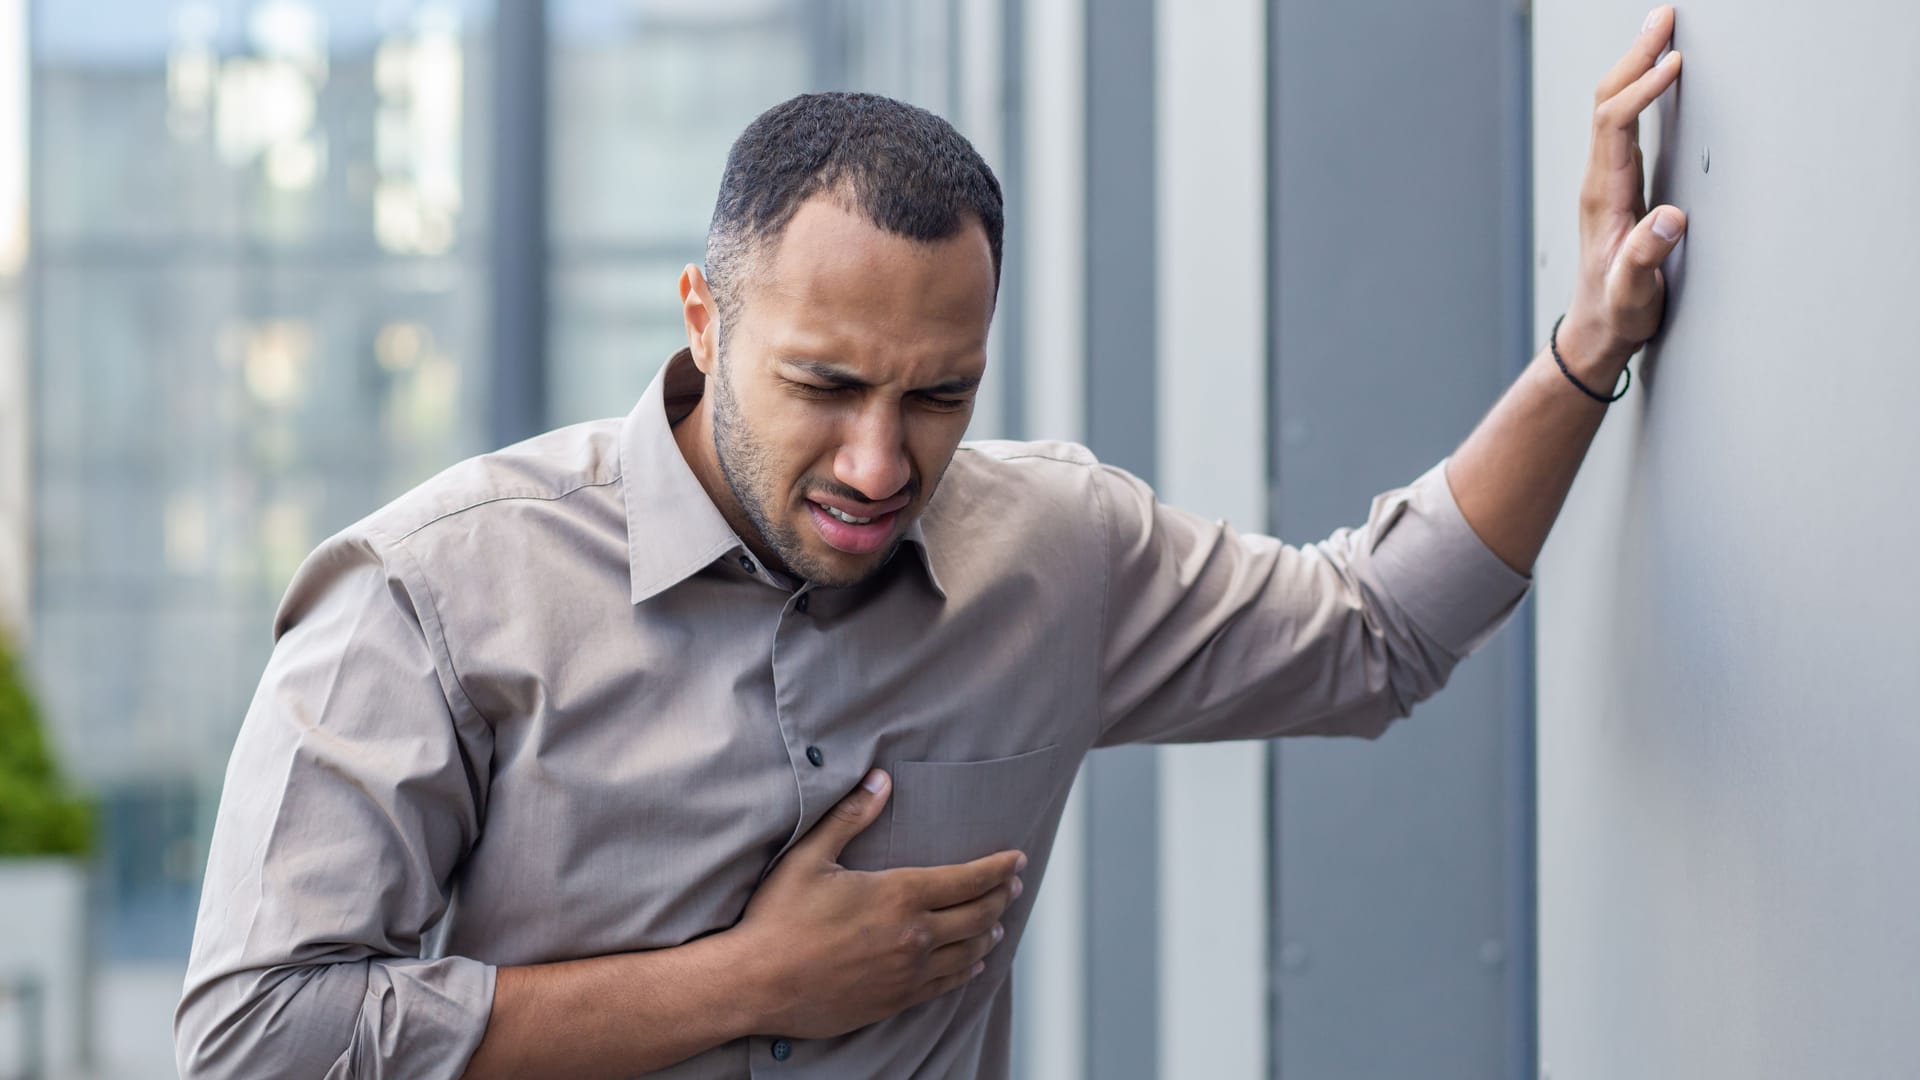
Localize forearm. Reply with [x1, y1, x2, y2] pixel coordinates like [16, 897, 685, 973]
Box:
[1448, 5, 1691, 574]
[1445, 321, 1628, 576]
[460, 931, 765, 1080]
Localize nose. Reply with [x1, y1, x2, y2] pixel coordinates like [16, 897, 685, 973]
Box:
[833, 401, 911, 502]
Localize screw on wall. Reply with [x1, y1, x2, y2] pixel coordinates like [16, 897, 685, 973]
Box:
[1279, 942, 1310, 971]
[1701, 146, 1711, 173]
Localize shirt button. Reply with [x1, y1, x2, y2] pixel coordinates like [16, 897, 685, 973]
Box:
[739, 555, 757, 574]
[795, 593, 810, 614]
[771, 1038, 792, 1061]
[805, 745, 824, 768]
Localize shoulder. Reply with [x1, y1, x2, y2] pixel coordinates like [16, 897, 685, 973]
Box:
[275, 419, 629, 636]
[943, 438, 1152, 510]
[954, 438, 1099, 468]
[924, 438, 1121, 544]
[350, 419, 627, 551]
[943, 438, 1102, 495]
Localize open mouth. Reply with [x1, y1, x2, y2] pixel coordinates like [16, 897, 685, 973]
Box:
[805, 492, 910, 556]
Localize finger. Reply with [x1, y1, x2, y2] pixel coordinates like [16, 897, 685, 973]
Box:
[1599, 49, 1682, 131]
[1609, 205, 1687, 300]
[1594, 6, 1673, 105]
[924, 925, 1002, 981]
[891, 849, 1025, 910]
[795, 769, 890, 864]
[1587, 50, 1682, 179]
[922, 880, 1018, 946]
[1628, 145, 1648, 221]
[906, 960, 984, 1009]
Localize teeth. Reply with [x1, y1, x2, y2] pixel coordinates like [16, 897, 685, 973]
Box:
[824, 505, 874, 525]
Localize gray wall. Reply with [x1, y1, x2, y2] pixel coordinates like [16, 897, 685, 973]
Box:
[1533, 3, 1920, 1078]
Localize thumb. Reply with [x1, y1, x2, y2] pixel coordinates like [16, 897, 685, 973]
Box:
[798, 769, 891, 863]
[1614, 205, 1687, 292]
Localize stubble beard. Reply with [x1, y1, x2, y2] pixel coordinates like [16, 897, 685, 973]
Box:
[709, 356, 902, 589]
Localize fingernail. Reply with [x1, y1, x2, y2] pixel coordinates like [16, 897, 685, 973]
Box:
[1652, 209, 1682, 240]
[1014, 853, 1029, 874]
[1642, 8, 1660, 31]
[1011, 877, 1025, 899]
[992, 924, 1005, 943]
[861, 769, 886, 794]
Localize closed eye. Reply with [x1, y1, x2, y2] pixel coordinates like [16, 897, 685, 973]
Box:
[786, 380, 853, 399]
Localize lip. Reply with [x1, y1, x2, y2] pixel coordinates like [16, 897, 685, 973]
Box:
[805, 499, 904, 555]
[808, 490, 912, 519]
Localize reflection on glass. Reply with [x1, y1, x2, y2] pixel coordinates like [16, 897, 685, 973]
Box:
[543, 0, 972, 426]
[374, 8, 464, 255]
[3, 0, 28, 635]
[28, 1, 494, 976]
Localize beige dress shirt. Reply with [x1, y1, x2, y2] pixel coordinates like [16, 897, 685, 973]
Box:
[176, 348, 1529, 1079]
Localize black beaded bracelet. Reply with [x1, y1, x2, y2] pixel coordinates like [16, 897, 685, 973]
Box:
[1550, 314, 1630, 404]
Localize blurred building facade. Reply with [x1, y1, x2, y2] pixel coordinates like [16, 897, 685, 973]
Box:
[4, 1, 1536, 1076]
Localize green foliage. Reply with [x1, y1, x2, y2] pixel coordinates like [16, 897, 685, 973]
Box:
[0, 633, 93, 857]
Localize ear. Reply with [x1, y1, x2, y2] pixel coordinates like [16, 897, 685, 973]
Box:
[679, 264, 720, 375]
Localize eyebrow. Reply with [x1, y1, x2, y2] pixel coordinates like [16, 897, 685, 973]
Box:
[780, 358, 982, 397]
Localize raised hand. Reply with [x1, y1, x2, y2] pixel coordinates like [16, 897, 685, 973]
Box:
[1560, 5, 1689, 383]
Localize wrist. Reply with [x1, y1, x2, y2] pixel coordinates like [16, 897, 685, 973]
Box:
[1554, 312, 1632, 385]
[707, 925, 786, 1038]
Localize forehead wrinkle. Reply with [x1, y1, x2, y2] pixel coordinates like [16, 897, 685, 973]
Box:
[774, 346, 984, 394]
[777, 356, 985, 397]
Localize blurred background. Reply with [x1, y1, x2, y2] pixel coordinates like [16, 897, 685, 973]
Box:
[0, 0, 1538, 1076]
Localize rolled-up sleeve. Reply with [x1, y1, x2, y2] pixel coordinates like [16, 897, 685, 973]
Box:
[176, 529, 496, 1079]
[1095, 457, 1530, 745]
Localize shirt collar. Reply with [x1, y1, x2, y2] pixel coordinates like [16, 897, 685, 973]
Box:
[619, 348, 947, 604]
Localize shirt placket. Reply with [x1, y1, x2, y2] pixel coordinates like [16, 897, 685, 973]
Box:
[755, 569, 849, 1075]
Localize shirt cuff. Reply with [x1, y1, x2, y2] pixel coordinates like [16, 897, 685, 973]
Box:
[1366, 457, 1532, 659]
[354, 955, 498, 1080]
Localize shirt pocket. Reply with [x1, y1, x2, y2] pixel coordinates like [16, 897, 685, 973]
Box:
[884, 745, 1059, 869]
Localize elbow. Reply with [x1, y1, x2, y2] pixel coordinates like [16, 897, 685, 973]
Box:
[175, 991, 282, 1080]
[173, 980, 237, 1080]
[175, 965, 358, 1080]
[1382, 625, 1462, 720]
[174, 1001, 248, 1080]
[177, 954, 490, 1080]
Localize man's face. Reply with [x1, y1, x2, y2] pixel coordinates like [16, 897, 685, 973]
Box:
[695, 195, 995, 588]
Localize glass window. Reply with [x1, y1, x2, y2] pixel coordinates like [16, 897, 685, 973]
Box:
[543, 0, 991, 427]
[29, 1, 496, 969]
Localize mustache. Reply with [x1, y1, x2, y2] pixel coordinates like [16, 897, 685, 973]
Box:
[802, 477, 918, 507]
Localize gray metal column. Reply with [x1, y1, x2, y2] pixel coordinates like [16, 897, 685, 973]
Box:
[1081, 0, 1159, 1077]
[1266, 0, 1534, 1076]
[490, 0, 549, 445]
[993, 0, 1026, 441]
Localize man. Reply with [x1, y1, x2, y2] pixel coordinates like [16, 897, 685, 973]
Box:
[176, 10, 1686, 1078]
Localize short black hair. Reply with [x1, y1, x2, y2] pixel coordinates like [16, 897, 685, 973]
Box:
[704, 92, 1004, 336]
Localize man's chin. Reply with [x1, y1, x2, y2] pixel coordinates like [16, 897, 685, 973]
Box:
[786, 535, 902, 589]
[798, 548, 893, 589]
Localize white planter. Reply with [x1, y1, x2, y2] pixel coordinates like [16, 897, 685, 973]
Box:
[0, 857, 90, 1078]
